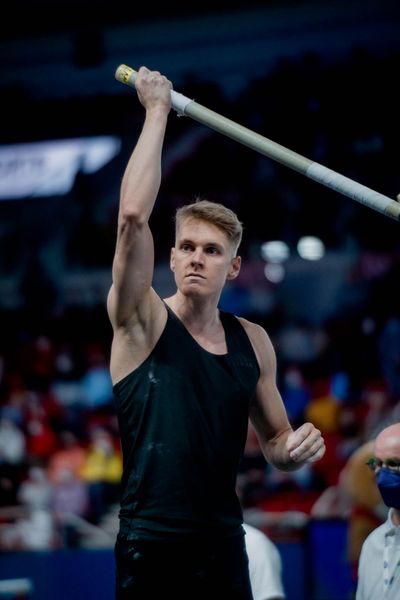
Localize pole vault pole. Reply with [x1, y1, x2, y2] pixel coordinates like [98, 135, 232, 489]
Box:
[115, 64, 400, 223]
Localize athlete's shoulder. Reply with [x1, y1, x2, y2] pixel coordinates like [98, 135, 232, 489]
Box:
[236, 316, 271, 345]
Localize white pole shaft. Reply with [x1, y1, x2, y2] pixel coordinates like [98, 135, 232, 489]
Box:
[115, 64, 400, 223]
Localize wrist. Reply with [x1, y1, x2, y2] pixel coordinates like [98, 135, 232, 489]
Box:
[145, 104, 171, 120]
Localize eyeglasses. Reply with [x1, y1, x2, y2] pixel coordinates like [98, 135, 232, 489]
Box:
[366, 457, 400, 474]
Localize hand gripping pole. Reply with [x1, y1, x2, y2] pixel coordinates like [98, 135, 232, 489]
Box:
[115, 64, 400, 223]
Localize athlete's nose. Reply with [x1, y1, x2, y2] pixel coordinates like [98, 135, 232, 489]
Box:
[191, 248, 204, 266]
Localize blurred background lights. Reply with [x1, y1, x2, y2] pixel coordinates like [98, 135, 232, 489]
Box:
[297, 236, 325, 260]
[260, 240, 290, 263]
[264, 262, 285, 283]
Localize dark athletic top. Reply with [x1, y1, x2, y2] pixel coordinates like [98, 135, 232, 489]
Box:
[113, 305, 260, 542]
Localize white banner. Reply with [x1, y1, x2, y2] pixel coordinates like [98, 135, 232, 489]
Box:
[0, 136, 121, 200]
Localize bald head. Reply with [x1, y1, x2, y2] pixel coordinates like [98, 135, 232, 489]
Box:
[373, 422, 400, 516]
[374, 423, 400, 460]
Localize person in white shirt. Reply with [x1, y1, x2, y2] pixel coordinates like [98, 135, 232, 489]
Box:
[356, 422, 400, 600]
[244, 522, 285, 600]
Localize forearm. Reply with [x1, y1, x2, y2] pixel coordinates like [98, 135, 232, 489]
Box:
[120, 106, 169, 224]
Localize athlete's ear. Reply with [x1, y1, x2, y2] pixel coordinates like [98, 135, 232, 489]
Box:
[227, 255, 241, 280]
[170, 247, 175, 272]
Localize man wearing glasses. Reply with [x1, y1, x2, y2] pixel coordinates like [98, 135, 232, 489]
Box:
[356, 422, 400, 600]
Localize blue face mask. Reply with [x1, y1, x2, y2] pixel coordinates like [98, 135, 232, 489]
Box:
[376, 467, 400, 510]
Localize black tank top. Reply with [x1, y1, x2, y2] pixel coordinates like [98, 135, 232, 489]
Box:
[113, 305, 260, 542]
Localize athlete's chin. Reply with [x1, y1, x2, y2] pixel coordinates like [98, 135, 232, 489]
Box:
[180, 284, 208, 297]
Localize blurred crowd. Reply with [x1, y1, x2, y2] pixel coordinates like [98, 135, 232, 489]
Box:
[0, 316, 121, 550]
[1, 304, 399, 555]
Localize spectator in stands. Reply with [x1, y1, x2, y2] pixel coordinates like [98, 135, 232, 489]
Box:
[47, 430, 86, 485]
[0, 413, 26, 505]
[378, 316, 400, 398]
[341, 439, 387, 582]
[244, 522, 285, 600]
[51, 466, 90, 547]
[280, 364, 310, 429]
[356, 422, 400, 599]
[80, 343, 113, 413]
[311, 438, 386, 583]
[17, 465, 52, 510]
[22, 391, 60, 463]
[80, 427, 122, 524]
[237, 476, 286, 599]
[51, 342, 86, 435]
[361, 380, 395, 442]
[0, 466, 56, 551]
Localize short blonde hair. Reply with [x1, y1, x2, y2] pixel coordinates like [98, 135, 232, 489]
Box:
[174, 198, 243, 255]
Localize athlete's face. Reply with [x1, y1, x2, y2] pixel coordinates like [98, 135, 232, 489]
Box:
[170, 218, 241, 297]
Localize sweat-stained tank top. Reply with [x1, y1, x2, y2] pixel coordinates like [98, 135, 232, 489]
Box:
[113, 305, 260, 542]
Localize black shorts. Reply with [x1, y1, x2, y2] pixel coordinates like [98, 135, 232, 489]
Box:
[114, 532, 253, 600]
